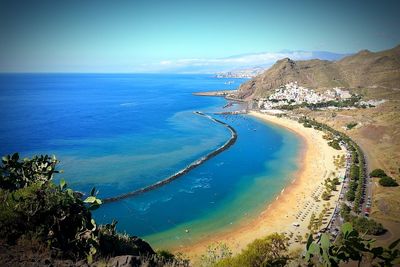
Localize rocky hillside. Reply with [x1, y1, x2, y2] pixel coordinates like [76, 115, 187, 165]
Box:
[237, 45, 400, 99]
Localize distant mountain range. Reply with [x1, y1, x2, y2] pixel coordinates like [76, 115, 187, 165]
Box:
[214, 51, 350, 78]
[236, 45, 400, 99]
[150, 50, 350, 74]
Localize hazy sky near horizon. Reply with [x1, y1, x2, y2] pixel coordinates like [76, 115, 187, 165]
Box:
[1, 0, 399, 72]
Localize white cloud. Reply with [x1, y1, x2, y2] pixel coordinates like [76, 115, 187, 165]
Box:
[147, 51, 312, 72]
[138, 50, 347, 73]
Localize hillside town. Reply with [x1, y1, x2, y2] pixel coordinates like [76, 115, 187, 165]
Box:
[256, 81, 385, 111]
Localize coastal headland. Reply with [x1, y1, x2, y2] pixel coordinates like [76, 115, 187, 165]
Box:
[193, 90, 235, 97]
[193, 90, 243, 102]
[173, 111, 346, 262]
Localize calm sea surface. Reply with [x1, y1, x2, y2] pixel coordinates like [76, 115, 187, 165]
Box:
[0, 74, 301, 249]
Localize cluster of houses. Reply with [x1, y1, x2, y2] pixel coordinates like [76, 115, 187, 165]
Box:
[257, 81, 353, 110]
[358, 99, 386, 107]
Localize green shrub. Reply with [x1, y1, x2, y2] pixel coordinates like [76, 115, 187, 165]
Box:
[352, 151, 359, 164]
[157, 250, 176, 262]
[340, 203, 351, 221]
[305, 222, 399, 266]
[351, 217, 386, 235]
[346, 122, 358, 130]
[349, 180, 358, 191]
[379, 176, 399, 187]
[98, 220, 154, 257]
[0, 153, 59, 190]
[200, 242, 232, 267]
[328, 140, 341, 150]
[350, 165, 359, 180]
[214, 233, 288, 267]
[340, 205, 386, 236]
[346, 190, 355, 201]
[370, 169, 387, 178]
[0, 181, 97, 259]
[321, 191, 331, 201]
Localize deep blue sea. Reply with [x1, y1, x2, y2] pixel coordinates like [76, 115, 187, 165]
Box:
[0, 74, 301, 249]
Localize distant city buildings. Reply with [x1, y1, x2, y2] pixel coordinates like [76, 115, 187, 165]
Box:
[215, 67, 266, 78]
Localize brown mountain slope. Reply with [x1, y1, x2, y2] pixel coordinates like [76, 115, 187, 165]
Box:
[237, 45, 400, 99]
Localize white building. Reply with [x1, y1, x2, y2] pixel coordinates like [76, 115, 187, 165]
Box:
[256, 82, 356, 110]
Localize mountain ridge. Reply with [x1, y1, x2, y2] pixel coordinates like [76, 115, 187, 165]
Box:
[237, 45, 400, 99]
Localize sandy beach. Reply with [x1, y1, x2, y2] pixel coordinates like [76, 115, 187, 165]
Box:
[174, 111, 346, 262]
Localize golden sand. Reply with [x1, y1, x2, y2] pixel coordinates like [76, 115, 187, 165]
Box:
[174, 111, 346, 262]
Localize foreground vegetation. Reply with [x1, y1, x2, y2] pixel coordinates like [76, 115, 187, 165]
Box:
[200, 223, 399, 267]
[0, 153, 188, 266]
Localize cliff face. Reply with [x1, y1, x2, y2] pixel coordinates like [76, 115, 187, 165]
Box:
[237, 45, 400, 99]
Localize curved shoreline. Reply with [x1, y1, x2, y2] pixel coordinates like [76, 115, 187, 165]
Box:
[103, 112, 237, 203]
[173, 111, 346, 263]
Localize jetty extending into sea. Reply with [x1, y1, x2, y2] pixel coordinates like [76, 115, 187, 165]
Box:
[103, 111, 237, 203]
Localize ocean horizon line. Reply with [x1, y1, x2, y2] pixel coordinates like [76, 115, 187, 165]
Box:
[0, 71, 219, 75]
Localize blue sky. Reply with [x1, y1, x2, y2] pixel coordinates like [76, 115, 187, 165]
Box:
[0, 0, 399, 72]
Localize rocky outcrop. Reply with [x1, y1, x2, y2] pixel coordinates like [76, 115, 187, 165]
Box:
[0, 237, 156, 267]
[107, 255, 141, 267]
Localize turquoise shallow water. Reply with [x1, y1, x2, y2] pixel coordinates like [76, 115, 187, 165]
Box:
[0, 74, 301, 249]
